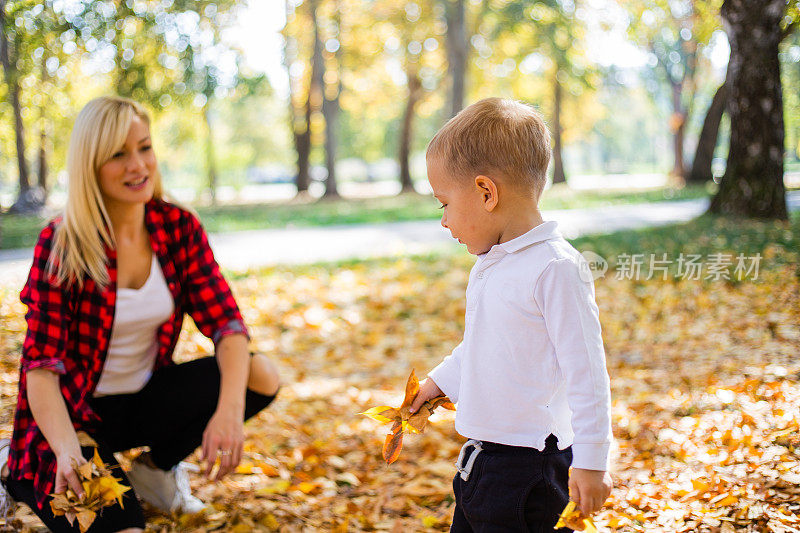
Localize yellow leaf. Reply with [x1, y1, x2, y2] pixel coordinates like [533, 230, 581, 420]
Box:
[359, 406, 400, 424]
[256, 480, 291, 495]
[260, 513, 279, 529]
[421, 515, 443, 527]
[236, 462, 255, 474]
[95, 476, 131, 507]
[81, 480, 96, 501]
[295, 481, 320, 494]
[554, 501, 599, 531]
[91, 448, 105, 472]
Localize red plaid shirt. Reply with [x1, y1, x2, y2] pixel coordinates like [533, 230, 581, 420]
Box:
[8, 199, 248, 509]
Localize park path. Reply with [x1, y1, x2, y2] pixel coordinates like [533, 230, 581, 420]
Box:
[1, 192, 798, 289]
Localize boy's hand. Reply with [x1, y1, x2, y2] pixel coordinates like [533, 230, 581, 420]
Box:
[568, 468, 612, 516]
[408, 378, 444, 414]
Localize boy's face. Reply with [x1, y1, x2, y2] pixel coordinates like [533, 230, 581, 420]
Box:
[427, 157, 499, 255]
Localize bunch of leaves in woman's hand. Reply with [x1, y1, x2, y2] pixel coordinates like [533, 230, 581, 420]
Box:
[360, 370, 455, 464]
[49, 433, 131, 532]
[554, 501, 598, 532]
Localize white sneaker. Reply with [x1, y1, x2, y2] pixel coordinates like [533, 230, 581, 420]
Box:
[127, 457, 207, 514]
[0, 439, 16, 522]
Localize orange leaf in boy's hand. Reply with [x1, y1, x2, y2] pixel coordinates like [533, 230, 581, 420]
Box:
[359, 370, 455, 464]
[383, 425, 404, 464]
[400, 369, 420, 412]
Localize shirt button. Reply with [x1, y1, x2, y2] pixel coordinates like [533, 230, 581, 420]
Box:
[477, 271, 485, 279]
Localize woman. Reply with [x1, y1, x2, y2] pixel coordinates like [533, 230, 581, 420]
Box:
[0, 96, 281, 532]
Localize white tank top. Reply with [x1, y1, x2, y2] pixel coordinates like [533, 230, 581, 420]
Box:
[94, 254, 175, 397]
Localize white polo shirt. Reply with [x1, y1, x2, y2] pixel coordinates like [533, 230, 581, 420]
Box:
[428, 220, 613, 471]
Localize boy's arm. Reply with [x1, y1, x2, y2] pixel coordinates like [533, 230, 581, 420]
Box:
[426, 341, 465, 404]
[409, 342, 464, 414]
[534, 258, 613, 472]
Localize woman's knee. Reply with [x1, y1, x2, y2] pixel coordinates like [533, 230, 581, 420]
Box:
[248, 353, 280, 396]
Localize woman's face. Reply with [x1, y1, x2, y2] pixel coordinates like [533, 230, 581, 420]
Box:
[97, 115, 157, 209]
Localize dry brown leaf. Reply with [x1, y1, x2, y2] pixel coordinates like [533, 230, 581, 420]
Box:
[48, 446, 132, 532]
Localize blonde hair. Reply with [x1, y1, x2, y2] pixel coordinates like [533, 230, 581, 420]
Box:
[48, 96, 163, 288]
[427, 98, 551, 198]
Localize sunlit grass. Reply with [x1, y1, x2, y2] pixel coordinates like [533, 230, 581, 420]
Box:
[0, 184, 710, 250]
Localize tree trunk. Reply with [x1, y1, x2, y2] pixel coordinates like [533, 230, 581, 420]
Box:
[37, 57, 49, 194]
[323, 94, 340, 198]
[399, 64, 422, 193]
[303, 0, 326, 196]
[10, 86, 29, 194]
[1, 0, 36, 213]
[283, 2, 311, 195]
[445, 0, 467, 117]
[37, 125, 47, 191]
[320, 2, 341, 199]
[295, 101, 312, 194]
[708, 0, 787, 220]
[283, 0, 319, 196]
[670, 82, 686, 179]
[552, 70, 566, 185]
[203, 103, 218, 205]
[688, 78, 728, 183]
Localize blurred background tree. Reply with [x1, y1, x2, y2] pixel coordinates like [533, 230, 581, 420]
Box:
[489, 0, 598, 184]
[707, 0, 796, 219]
[0, 0, 796, 221]
[622, 0, 722, 181]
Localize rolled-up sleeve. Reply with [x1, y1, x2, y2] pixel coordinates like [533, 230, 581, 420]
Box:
[535, 258, 613, 471]
[182, 213, 249, 345]
[20, 225, 68, 375]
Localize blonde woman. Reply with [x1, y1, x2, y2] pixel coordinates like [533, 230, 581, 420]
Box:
[0, 96, 280, 532]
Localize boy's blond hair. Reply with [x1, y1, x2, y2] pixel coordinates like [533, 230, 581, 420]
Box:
[426, 97, 551, 198]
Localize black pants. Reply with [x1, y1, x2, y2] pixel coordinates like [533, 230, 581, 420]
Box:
[6, 356, 276, 533]
[451, 434, 573, 533]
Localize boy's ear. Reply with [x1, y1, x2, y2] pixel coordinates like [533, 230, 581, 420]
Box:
[474, 175, 499, 212]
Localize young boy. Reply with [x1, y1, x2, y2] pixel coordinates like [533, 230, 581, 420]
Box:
[409, 98, 613, 532]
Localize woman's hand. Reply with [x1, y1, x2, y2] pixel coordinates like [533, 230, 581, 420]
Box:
[54, 447, 88, 497]
[201, 408, 244, 480]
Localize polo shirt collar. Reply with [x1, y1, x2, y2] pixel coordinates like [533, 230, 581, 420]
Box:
[496, 220, 561, 254]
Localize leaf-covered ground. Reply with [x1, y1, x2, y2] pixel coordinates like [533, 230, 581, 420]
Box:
[1, 213, 799, 532]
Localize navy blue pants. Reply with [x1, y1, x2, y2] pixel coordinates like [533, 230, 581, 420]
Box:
[451, 434, 573, 533]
